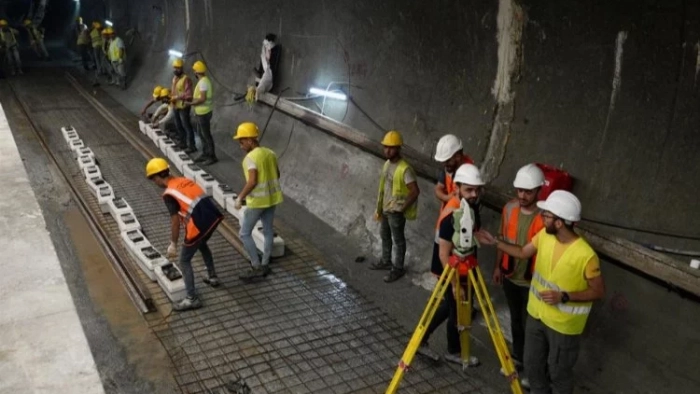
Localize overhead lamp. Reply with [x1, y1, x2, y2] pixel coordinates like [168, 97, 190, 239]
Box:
[168, 49, 184, 58]
[104, 20, 113, 26]
[309, 87, 347, 101]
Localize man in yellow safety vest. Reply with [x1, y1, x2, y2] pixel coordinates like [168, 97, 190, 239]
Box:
[476, 190, 605, 394]
[89, 21, 106, 77]
[0, 19, 22, 75]
[188, 61, 216, 164]
[170, 58, 196, 152]
[23, 19, 50, 60]
[105, 27, 126, 89]
[233, 122, 283, 282]
[75, 17, 91, 70]
[369, 130, 420, 283]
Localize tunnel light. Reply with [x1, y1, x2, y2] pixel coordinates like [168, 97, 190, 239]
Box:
[309, 87, 347, 101]
[104, 20, 113, 27]
[168, 49, 184, 58]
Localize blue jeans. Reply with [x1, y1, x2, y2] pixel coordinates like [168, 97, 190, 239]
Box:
[174, 108, 195, 149]
[240, 206, 276, 267]
[179, 231, 216, 298]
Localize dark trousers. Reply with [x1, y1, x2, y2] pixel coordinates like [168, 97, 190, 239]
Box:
[503, 278, 530, 364]
[196, 111, 216, 159]
[179, 231, 217, 298]
[423, 283, 461, 354]
[525, 316, 581, 394]
[380, 212, 406, 270]
[174, 107, 195, 149]
[78, 44, 91, 70]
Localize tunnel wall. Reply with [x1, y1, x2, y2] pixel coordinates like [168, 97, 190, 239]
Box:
[70, 0, 700, 392]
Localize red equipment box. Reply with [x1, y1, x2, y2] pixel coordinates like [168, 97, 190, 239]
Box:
[536, 163, 573, 201]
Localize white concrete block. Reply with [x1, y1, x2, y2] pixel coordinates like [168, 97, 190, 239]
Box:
[158, 137, 176, 154]
[77, 155, 96, 171]
[116, 212, 141, 232]
[96, 184, 114, 214]
[151, 129, 166, 146]
[253, 225, 285, 257]
[165, 145, 180, 163]
[183, 163, 205, 181]
[120, 232, 166, 282]
[172, 153, 194, 173]
[82, 164, 101, 180]
[213, 184, 236, 209]
[138, 120, 149, 134]
[77, 147, 95, 161]
[155, 263, 187, 302]
[107, 197, 133, 220]
[195, 172, 219, 196]
[62, 128, 79, 145]
[69, 139, 85, 156]
[85, 176, 107, 196]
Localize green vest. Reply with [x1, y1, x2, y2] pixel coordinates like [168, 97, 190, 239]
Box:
[243, 147, 283, 208]
[27, 26, 43, 43]
[193, 76, 213, 115]
[0, 28, 18, 47]
[376, 159, 417, 220]
[108, 37, 124, 61]
[90, 28, 102, 48]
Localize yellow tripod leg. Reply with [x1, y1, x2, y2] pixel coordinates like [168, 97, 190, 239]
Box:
[456, 279, 480, 369]
[468, 267, 523, 394]
[386, 266, 456, 394]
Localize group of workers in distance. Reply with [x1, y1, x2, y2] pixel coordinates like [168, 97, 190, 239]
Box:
[0, 18, 50, 76]
[372, 130, 605, 394]
[74, 18, 126, 88]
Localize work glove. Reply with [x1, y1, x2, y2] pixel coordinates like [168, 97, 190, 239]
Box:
[166, 242, 178, 259]
[234, 197, 243, 210]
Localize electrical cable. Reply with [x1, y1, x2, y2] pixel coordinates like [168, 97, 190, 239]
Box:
[580, 216, 700, 241]
[349, 95, 385, 132]
[277, 120, 296, 160]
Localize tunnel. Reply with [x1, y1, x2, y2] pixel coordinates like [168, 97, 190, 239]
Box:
[0, 0, 699, 393]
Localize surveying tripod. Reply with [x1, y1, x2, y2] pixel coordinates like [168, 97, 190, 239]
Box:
[386, 254, 523, 394]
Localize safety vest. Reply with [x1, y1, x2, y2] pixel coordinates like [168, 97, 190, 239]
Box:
[172, 74, 191, 109]
[527, 230, 596, 335]
[243, 147, 283, 209]
[77, 26, 90, 45]
[193, 76, 213, 115]
[500, 199, 544, 280]
[108, 37, 124, 61]
[163, 177, 222, 246]
[0, 28, 18, 47]
[434, 196, 460, 243]
[376, 159, 418, 220]
[27, 26, 43, 43]
[90, 28, 102, 48]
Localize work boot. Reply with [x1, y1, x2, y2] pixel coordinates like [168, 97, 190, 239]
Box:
[201, 157, 218, 166]
[261, 265, 272, 277]
[184, 147, 197, 154]
[194, 155, 208, 163]
[520, 378, 530, 390]
[383, 268, 405, 283]
[239, 266, 265, 282]
[173, 296, 202, 311]
[369, 260, 392, 270]
[416, 343, 440, 362]
[203, 275, 220, 287]
[444, 353, 480, 368]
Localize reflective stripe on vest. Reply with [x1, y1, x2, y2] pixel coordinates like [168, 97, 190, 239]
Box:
[173, 75, 190, 109]
[163, 178, 207, 243]
[243, 147, 283, 209]
[527, 230, 596, 335]
[500, 200, 544, 279]
[376, 159, 417, 220]
[193, 76, 213, 115]
[90, 28, 102, 47]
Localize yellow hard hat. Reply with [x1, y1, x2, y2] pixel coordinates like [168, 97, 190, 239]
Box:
[92, 21, 101, 29]
[233, 122, 259, 140]
[192, 60, 207, 73]
[23, 19, 32, 26]
[0, 19, 7, 27]
[173, 59, 184, 68]
[159, 88, 171, 98]
[381, 130, 403, 147]
[152, 86, 163, 99]
[145, 158, 170, 178]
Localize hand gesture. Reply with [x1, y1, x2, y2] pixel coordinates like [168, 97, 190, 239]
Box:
[475, 229, 497, 245]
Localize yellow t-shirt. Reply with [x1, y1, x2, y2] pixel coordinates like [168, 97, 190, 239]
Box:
[531, 233, 601, 279]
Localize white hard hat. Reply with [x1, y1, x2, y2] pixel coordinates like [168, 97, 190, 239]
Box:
[536, 190, 581, 222]
[513, 163, 545, 189]
[453, 163, 484, 186]
[434, 134, 463, 162]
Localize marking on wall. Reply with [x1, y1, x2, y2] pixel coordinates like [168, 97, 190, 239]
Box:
[694, 41, 700, 88]
[185, 0, 190, 31]
[481, 0, 524, 183]
[599, 31, 628, 155]
[203, 0, 214, 31]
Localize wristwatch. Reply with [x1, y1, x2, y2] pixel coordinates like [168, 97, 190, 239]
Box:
[561, 292, 570, 304]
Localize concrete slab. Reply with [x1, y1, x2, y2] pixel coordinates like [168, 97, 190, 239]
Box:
[0, 103, 105, 394]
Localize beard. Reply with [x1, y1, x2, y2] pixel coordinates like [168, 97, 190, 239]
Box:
[545, 223, 557, 234]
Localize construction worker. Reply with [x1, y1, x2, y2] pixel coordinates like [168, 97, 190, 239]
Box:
[89, 21, 105, 76]
[433, 134, 474, 209]
[369, 131, 420, 283]
[170, 58, 196, 153]
[75, 17, 92, 70]
[418, 163, 482, 366]
[476, 190, 605, 394]
[491, 163, 546, 389]
[233, 122, 283, 281]
[152, 89, 179, 141]
[0, 19, 22, 75]
[23, 19, 50, 60]
[105, 27, 126, 89]
[146, 158, 223, 311]
[141, 85, 163, 120]
[188, 60, 217, 165]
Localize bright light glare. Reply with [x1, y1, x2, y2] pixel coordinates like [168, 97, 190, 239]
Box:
[309, 87, 347, 101]
[168, 49, 184, 58]
[104, 20, 113, 26]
